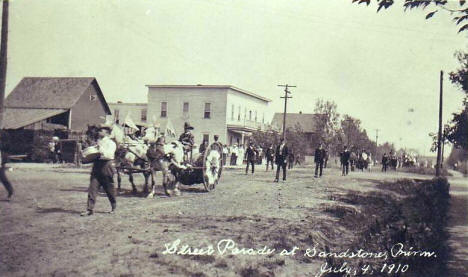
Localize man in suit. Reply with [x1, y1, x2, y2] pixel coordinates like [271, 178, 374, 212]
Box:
[274, 138, 288, 182]
[244, 142, 258, 174]
[341, 146, 351, 176]
[314, 144, 326, 178]
[81, 124, 117, 216]
[265, 145, 274, 171]
[382, 153, 389, 172]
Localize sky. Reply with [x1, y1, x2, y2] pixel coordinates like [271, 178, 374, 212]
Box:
[2, 0, 467, 155]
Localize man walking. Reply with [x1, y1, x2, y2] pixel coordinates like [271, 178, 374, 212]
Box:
[245, 143, 257, 175]
[265, 145, 274, 171]
[274, 138, 288, 182]
[341, 146, 351, 176]
[314, 144, 326, 178]
[381, 153, 388, 172]
[81, 124, 117, 216]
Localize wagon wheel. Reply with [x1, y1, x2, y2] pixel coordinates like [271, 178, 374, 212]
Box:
[202, 142, 223, 192]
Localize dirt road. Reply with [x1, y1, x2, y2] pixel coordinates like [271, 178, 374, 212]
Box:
[0, 164, 465, 277]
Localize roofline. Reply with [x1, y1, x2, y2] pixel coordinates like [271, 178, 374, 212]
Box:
[108, 102, 147, 106]
[145, 85, 272, 102]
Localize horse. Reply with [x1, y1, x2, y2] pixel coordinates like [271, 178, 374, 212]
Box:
[146, 140, 186, 198]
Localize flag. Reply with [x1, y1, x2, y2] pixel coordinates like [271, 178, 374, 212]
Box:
[124, 113, 139, 131]
[165, 119, 176, 138]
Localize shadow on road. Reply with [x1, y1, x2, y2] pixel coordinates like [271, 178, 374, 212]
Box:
[35, 207, 82, 215]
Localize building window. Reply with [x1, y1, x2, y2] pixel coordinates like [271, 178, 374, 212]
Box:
[161, 102, 167, 118]
[141, 109, 147, 122]
[262, 113, 265, 124]
[231, 104, 234, 120]
[204, 103, 211, 119]
[249, 110, 252, 121]
[238, 106, 241, 121]
[255, 111, 257, 122]
[183, 102, 189, 113]
[203, 134, 209, 144]
[114, 109, 120, 122]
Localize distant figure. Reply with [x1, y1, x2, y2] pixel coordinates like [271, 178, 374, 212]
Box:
[341, 146, 351, 176]
[48, 137, 58, 163]
[222, 145, 228, 166]
[323, 150, 329, 168]
[244, 143, 258, 175]
[237, 145, 245, 165]
[288, 152, 295, 170]
[199, 139, 208, 154]
[274, 138, 289, 182]
[295, 153, 302, 166]
[382, 153, 389, 172]
[230, 144, 238, 165]
[314, 144, 326, 178]
[265, 146, 275, 171]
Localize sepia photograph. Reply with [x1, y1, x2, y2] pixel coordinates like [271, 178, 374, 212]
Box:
[0, 0, 467, 276]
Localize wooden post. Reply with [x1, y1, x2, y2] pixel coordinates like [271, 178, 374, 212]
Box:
[0, 0, 9, 130]
[436, 71, 443, 177]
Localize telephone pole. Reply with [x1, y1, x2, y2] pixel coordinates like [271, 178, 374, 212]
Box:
[278, 84, 296, 140]
[436, 71, 443, 177]
[375, 128, 379, 157]
[0, 0, 9, 129]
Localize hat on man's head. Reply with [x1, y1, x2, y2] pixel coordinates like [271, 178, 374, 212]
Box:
[184, 122, 194, 130]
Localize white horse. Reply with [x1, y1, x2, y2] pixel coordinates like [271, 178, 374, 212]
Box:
[110, 124, 154, 193]
[146, 140, 185, 198]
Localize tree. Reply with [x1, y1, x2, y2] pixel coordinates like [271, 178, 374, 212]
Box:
[446, 52, 468, 150]
[314, 99, 340, 150]
[251, 128, 280, 150]
[285, 123, 309, 156]
[352, 0, 468, 33]
[354, 0, 468, 151]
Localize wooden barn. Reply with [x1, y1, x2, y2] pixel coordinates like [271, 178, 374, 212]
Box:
[1, 77, 111, 162]
[3, 77, 111, 131]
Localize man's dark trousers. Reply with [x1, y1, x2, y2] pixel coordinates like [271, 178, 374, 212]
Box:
[275, 162, 287, 181]
[246, 159, 255, 174]
[0, 166, 13, 197]
[266, 158, 274, 171]
[87, 161, 116, 211]
[315, 161, 324, 177]
[342, 162, 349, 176]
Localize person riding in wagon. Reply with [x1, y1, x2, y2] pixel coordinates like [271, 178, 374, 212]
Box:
[179, 122, 195, 162]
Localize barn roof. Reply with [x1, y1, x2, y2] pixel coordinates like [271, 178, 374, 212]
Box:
[271, 113, 321, 133]
[5, 77, 111, 113]
[3, 108, 67, 129]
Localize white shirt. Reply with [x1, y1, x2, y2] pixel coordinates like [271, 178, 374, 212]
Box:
[97, 136, 116, 160]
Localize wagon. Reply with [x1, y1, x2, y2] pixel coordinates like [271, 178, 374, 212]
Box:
[174, 141, 224, 192]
